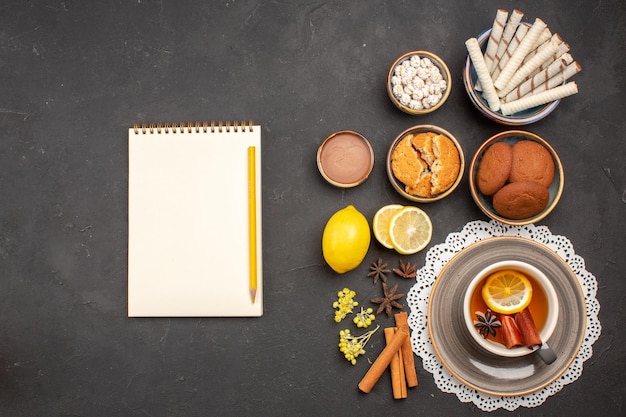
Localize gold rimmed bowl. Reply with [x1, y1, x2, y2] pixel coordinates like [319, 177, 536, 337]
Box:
[469, 130, 564, 225]
[462, 26, 561, 125]
[387, 50, 452, 115]
[387, 124, 464, 203]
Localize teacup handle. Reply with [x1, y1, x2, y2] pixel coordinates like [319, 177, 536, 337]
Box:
[535, 342, 557, 365]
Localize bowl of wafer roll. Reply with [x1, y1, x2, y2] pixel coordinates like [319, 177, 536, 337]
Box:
[386, 124, 464, 203]
[463, 9, 581, 125]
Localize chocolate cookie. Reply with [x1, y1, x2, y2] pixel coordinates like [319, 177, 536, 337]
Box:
[476, 141, 513, 196]
[492, 181, 550, 219]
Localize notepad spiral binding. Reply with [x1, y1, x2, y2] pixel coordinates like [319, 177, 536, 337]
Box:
[133, 120, 254, 134]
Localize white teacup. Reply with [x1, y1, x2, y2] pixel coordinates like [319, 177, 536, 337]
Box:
[463, 260, 559, 357]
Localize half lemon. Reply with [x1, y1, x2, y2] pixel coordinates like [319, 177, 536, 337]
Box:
[372, 204, 404, 249]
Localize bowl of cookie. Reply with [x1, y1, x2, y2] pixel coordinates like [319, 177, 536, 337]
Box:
[469, 130, 564, 225]
[387, 51, 452, 115]
[387, 124, 464, 203]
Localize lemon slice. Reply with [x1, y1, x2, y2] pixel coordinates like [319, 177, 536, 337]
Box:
[482, 270, 533, 315]
[388, 206, 432, 255]
[372, 204, 404, 249]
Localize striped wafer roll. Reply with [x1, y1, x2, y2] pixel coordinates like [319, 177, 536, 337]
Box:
[500, 81, 578, 115]
[494, 18, 548, 90]
[526, 42, 571, 82]
[503, 54, 573, 102]
[540, 42, 571, 72]
[498, 38, 560, 97]
[532, 28, 553, 51]
[491, 9, 524, 76]
[523, 32, 560, 65]
[490, 24, 529, 84]
[476, 9, 509, 91]
[521, 62, 582, 98]
[484, 9, 509, 72]
[466, 37, 501, 111]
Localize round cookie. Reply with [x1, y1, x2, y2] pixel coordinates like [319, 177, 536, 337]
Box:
[509, 140, 555, 188]
[492, 181, 550, 219]
[476, 141, 513, 196]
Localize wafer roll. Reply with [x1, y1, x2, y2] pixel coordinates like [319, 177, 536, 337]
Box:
[494, 18, 548, 90]
[527, 43, 571, 81]
[466, 37, 501, 111]
[503, 54, 573, 102]
[540, 43, 570, 72]
[500, 82, 578, 115]
[484, 9, 509, 72]
[491, 9, 524, 76]
[532, 28, 553, 51]
[476, 9, 509, 91]
[498, 38, 560, 97]
[521, 61, 582, 98]
[523, 32, 560, 65]
[490, 24, 529, 84]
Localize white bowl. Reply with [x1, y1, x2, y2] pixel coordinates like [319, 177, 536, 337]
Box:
[463, 260, 559, 357]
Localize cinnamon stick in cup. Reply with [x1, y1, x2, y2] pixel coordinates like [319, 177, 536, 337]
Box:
[500, 314, 524, 349]
[358, 326, 408, 393]
[515, 307, 543, 348]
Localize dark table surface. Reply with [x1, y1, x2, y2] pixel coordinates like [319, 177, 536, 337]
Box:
[1, 1, 624, 416]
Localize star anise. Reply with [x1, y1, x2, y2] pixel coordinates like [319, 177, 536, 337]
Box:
[473, 309, 502, 338]
[368, 258, 390, 283]
[371, 282, 404, 316]
[393, 259, 417, 279]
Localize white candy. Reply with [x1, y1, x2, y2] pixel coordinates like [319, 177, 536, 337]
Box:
[392, 54, 447, 110]
[409, 100, 424, 110]
[417, 67, 431, 79]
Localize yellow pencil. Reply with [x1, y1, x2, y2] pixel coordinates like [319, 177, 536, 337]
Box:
[248, 146, 257, 303]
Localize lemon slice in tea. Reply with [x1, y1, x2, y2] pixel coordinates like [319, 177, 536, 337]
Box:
[482, 269, 533, 315]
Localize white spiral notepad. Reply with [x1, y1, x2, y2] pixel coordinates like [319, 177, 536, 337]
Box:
[128, 121, 263, 317]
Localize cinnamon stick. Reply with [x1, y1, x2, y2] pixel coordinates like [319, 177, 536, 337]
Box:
[515, 307, 542, 348]
[394, 312, 418, 387]
[358, 326, 408, 393]
[397, 341, 407, 398]
[500, 314, 523, 349]
[384, 327, 407, 399]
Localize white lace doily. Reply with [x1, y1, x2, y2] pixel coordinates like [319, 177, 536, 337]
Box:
[406, 220, 601, 411]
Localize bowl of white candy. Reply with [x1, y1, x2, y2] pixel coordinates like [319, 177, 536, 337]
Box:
[387, 50, 452, 115]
